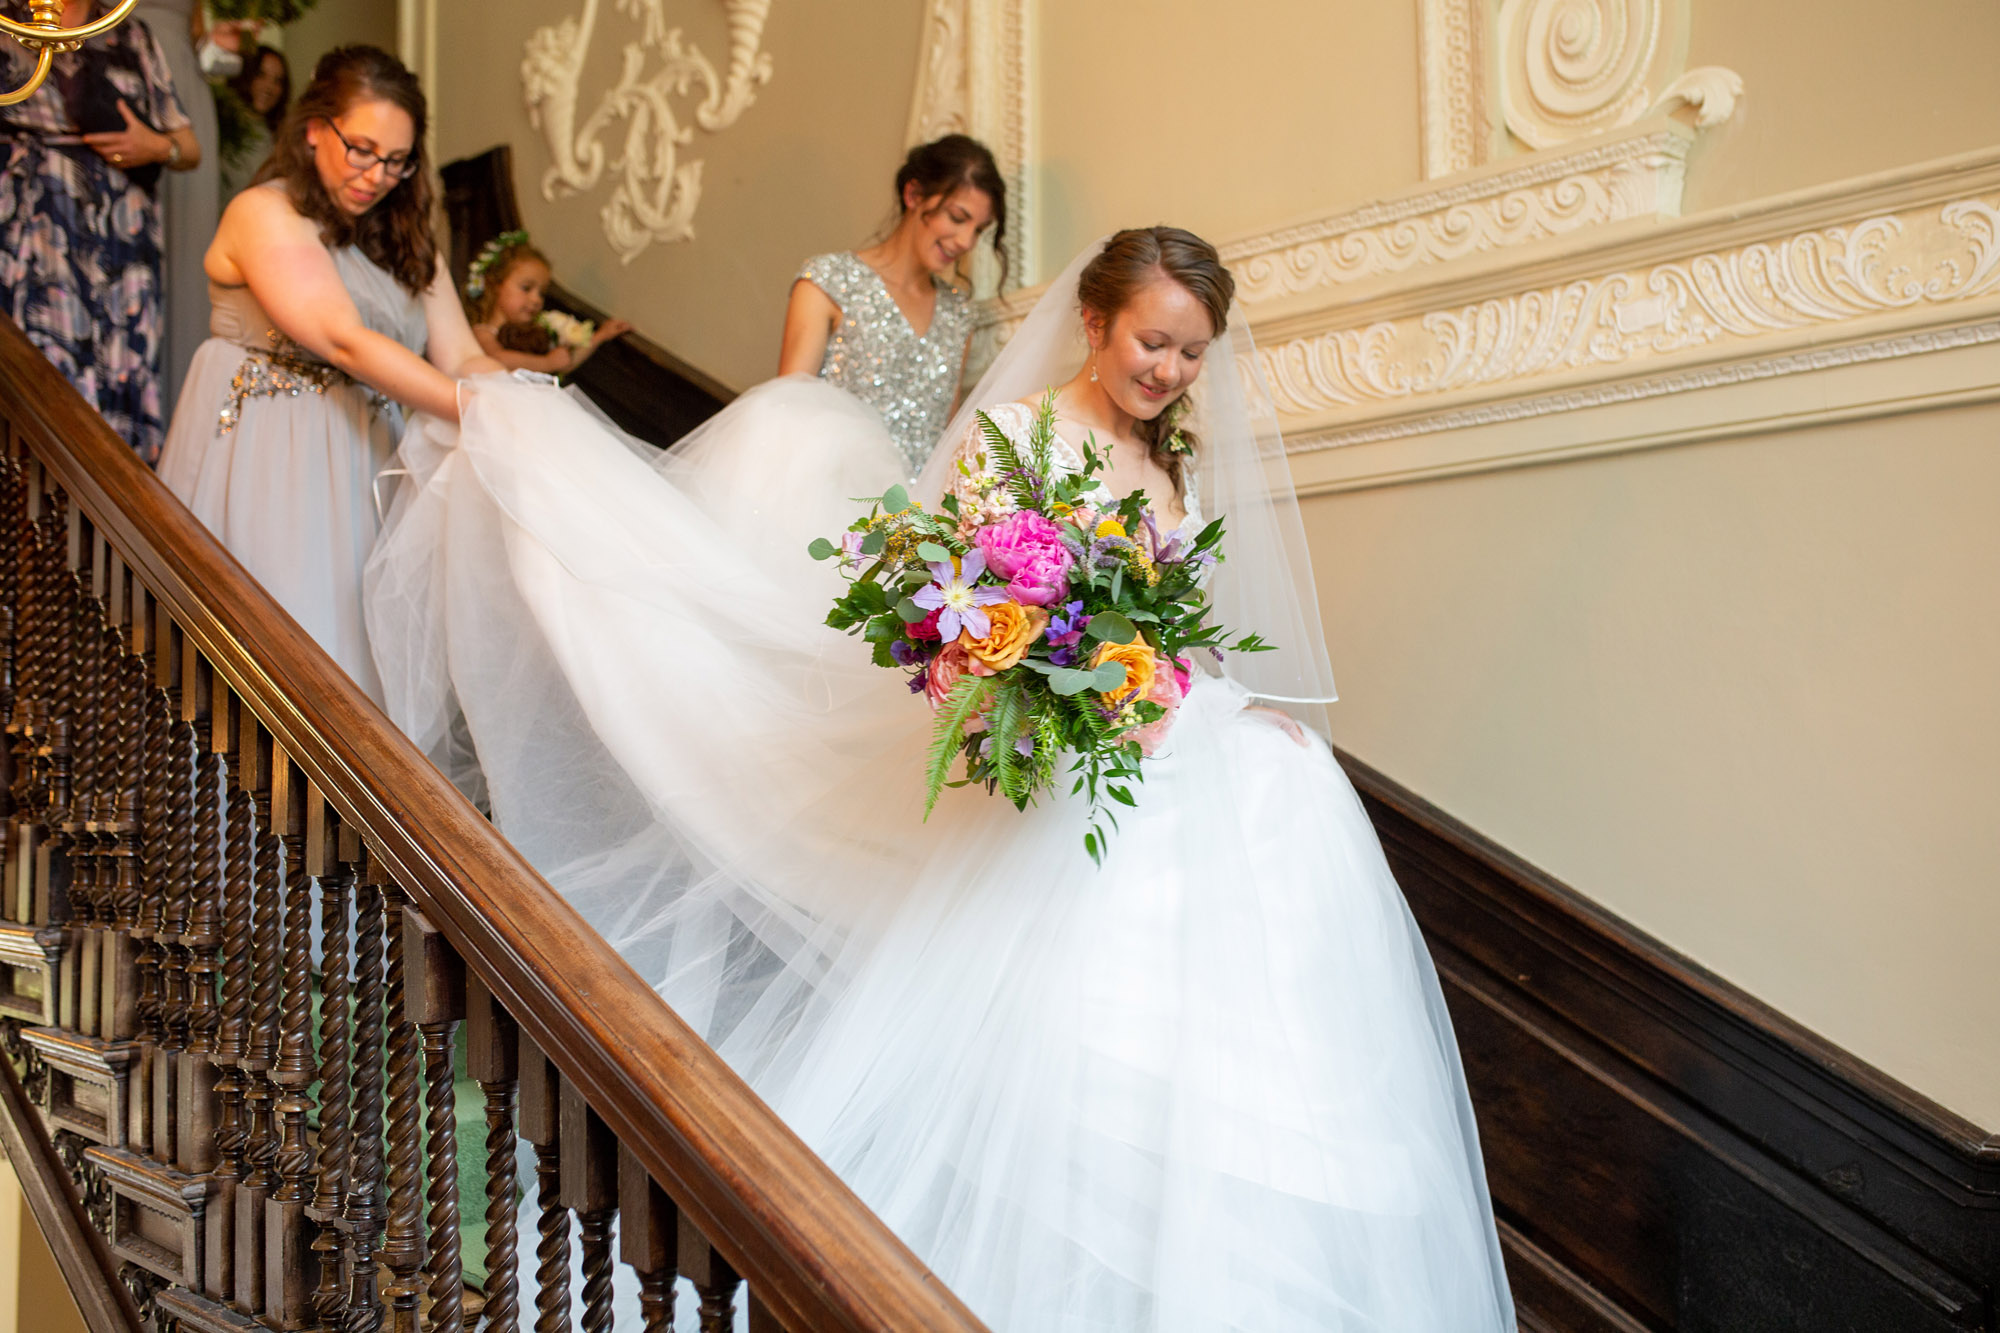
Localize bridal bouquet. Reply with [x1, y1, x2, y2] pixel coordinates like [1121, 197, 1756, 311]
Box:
[811, 393, 1270, 860]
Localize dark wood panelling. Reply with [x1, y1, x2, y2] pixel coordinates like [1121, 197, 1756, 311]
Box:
[1337, 748, 2000, 1332]
[439, 146, 732, 449]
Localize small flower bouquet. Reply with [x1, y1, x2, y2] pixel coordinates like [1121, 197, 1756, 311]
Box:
[811, 393, 1270, 860]
[537, 309, 597, 352]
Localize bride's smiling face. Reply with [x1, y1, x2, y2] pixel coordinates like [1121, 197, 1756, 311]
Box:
[1085, 272, 1216, 421]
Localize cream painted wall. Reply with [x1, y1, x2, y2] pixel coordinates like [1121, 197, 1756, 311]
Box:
[1681, 0, 2000, 212]
[428, 0, 923, 392]
[1301, 403, 2000, 1127]
[1036, 0, 1422, 283]
[0, 1158, 87, 1333]
[282, 0, 400, 83]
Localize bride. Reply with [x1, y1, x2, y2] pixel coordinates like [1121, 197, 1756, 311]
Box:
[366, 228, 1515, 1331]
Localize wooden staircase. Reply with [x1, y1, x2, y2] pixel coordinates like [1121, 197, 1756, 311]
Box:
[0, 298, 983, 1330]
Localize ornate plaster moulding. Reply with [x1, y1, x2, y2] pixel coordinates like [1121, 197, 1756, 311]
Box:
[1224, 119, 1694, 317]
[905, 0, 1035, 294]
[1254, 169, 2000, 437]
[522, 0, 774, 263]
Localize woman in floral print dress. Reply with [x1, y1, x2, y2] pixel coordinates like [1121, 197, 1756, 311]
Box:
[0, 0, 199, 462]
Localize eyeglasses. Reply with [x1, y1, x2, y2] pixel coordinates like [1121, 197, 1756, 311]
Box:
[325, 120, 420, 181]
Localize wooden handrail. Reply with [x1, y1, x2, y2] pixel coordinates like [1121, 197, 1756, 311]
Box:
[0, 313, 986, 1330]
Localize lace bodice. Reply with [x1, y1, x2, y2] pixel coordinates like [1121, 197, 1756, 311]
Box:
[948, 401, 1203, 534]
[797, 252, 972, 479]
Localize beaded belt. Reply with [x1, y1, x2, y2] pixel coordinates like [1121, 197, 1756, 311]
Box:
[218, 331, 394, 435]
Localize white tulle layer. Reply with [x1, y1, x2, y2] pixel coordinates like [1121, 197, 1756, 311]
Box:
[365, 375, 1514, 1332]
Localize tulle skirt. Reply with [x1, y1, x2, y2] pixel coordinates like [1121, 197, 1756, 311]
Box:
[160, 336, 395, 703]
[365, 373, 1515, 1332]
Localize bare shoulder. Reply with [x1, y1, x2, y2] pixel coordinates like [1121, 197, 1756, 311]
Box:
[221, 183, 317, 242]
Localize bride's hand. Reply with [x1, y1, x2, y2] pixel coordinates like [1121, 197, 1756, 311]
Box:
[1244, 705, 1309, 748]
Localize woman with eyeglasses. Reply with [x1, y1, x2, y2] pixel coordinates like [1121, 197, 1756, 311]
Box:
[158, 45, 498, 703]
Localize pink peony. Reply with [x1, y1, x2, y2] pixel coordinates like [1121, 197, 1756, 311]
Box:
[973, 510, 1072, 607]
[1125, 657, 1189, 757]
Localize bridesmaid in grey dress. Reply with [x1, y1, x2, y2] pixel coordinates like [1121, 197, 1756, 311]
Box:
[779, 133, 1007, 478]
[157, 47, 497, 703]
[134, 0, 219, 421]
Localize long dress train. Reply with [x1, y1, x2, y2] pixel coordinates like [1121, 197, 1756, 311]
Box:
[366, 371, 1515, 1332]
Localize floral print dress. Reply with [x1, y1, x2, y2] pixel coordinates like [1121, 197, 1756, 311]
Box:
[0, 4, 190, 463]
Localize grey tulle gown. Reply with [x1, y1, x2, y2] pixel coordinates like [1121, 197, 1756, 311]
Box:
[158, 221, 423, 704]
[135, 0, 219, 421]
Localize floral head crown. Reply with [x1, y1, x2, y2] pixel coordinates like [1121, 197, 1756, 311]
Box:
[465, 229, 532, 300]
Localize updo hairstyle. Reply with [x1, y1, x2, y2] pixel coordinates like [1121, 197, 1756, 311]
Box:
[1075, 226, 1236, 489]
[894, 133, 1009, 286]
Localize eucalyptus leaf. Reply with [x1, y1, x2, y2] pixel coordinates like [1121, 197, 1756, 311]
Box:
[896, 597, 929, 623]
[916, 541, 951, 564]
[1085, 610, 1138, 645]
[860, 528, 887, 556]
[807, 537, 839, 562]
[882, 484, 911, 513]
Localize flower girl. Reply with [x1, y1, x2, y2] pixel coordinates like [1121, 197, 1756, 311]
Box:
[463, 230, 632, 376]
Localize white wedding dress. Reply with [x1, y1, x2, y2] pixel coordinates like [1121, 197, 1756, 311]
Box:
[366, 263, 1515, 1331]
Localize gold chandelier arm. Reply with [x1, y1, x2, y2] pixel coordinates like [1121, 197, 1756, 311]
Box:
[0, 43, 53, 107]
[0, 0, 143, 44]
[0, 0, 143, 105]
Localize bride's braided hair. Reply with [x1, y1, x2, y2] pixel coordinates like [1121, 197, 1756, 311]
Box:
[1076, 227, 1235, 493]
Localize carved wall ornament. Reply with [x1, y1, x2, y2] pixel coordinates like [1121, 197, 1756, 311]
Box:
[904, 0, 1034, 291]
[1419, 0, 1488, 179]
[1256, 198, 2000, 417]
[1495, 0, 1741, 149]
[521, 0, 774, 263]
[1227, 124, 1692, 305]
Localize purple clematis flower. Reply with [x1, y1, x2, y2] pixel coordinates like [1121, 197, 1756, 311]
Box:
[910, 549, 1010, 641]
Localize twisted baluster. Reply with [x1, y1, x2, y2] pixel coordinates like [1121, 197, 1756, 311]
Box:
[312, 856, 354, 1210]
[481, 1078, 520, 1333]
[183, 752, 224, 1058]
[533, 1144, 570, 1333]
[272, 820, 315, 1086]
[343, 871, 388, 1333]
[420, 1019, 462, 1333]
[160, 720, 198, 1053]
[578, 1209, 615, 1333]
[216, 785, 254, 1062]
[380, 885, 426, 1309]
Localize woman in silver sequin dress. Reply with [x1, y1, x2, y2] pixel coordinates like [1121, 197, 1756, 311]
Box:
[652, 136, 1007, 586]
[776, 134, 1005, 476]
[157, 48, 498, 703]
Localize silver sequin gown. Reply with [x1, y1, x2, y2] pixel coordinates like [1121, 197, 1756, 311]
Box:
[796, 252, 973, 478]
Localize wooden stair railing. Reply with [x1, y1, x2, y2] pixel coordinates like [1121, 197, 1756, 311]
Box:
[0, 316, 987, 1333]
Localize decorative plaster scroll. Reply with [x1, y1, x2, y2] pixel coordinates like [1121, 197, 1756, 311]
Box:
[1286, 317, 2000, 457]
[1257, 198, 2000, 416]
[1495, 0, 1740, 148]
[904, 0, 1034, 291]
[522, 0, 774, 263]
[1226, 125, 1690, 304]
[1419, 0, 1485, 179]
[908, 0, 969, 144]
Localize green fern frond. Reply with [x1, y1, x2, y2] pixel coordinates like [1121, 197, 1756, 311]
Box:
[977, 410, 1041, 511]
[924, 675, 994, 817]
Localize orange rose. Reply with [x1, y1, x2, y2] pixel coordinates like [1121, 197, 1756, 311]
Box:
[959, 600, 1050, 676]
[1090, 639, 1158, 706]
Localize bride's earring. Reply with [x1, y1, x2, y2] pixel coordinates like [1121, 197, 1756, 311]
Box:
[1089, 355, 1099, 384]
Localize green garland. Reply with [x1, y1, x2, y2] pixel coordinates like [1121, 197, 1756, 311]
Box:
[211, 80, 260, 173]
